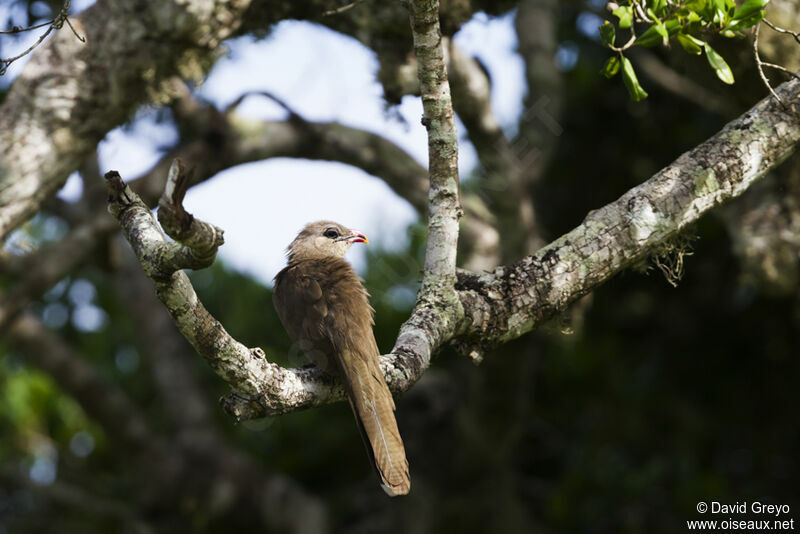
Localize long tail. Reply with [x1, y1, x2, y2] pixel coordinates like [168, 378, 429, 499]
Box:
[337, 348, 411, 496]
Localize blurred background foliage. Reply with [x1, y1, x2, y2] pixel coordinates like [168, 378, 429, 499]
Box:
[1, 0, 799, 533]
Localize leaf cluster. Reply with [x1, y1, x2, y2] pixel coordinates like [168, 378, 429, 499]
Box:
[600, 0, 769, 100]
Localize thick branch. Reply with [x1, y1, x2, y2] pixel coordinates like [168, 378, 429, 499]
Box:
[0, 0, 253, 242]
[224, 116, 430, 213]
[409, 0, 462, 280]
[104, 170, 274, 394]
[457, 77, 800, 345]
[382, 0, 464, 396]
[169, 81, 430, 213]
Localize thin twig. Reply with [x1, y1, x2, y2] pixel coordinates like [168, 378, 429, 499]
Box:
[608, 18, 638, 53]
[752, 23, 784, 105]
[609, 32, 637, 52]
[761, 62, 800, 82]
[0, 0, 84, 75]
[323, 0, 366, 17]
[65, 16, 85, 42]
[0, 20, 52, 34]
[224, 90, 301, 120]
[763, 18, 800, 46]
[631, 0, 652, 23]
[1, 24, 56, 74]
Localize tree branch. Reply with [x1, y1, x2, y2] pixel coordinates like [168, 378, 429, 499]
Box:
[224, 116, 430, 214]
[169, 80, 430, 213]
[0, 0, 253, 242]
[457, 77, 800, 345]
[402, 0, 463, 338]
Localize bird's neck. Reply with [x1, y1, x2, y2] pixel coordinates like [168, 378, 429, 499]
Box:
[287, 253, 349, 267]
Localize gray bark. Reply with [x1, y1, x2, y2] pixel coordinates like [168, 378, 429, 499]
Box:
[0, 0, 252, 241]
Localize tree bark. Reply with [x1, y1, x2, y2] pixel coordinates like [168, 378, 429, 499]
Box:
[0, 0, 252, 241]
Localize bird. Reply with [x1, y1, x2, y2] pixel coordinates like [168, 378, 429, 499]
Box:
[272, 221, 411, 496]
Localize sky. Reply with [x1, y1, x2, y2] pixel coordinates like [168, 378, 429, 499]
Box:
[2, 2, 528, 285]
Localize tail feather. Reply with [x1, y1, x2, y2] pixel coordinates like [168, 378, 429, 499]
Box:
[339, 349, 410, 496]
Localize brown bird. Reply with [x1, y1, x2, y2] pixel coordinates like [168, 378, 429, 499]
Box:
[273, 221, 411, 496]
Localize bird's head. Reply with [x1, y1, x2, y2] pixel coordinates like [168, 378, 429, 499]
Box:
[287, 220, 368, 262]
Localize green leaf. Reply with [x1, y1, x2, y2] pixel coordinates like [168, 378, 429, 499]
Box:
[613, 5, 633, 28]
[654, 21, 669, 40]
[601, 56, 621, 78]
[677, 33, 703, 54]
[686, 34, 706, 46]
[599, 21, 616, 47]
[732, 0, 769, 20]
[646, 8, 669, 43]
[636, 25, 665, 47]
[635, 19, 681, 47]
[704, 44, 734, 84]
[726, 9, 766, 32]
[621, 56, 649, 101]
[687, 0, 713, 19]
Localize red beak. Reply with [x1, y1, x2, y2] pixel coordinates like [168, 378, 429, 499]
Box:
[347, 229, 368, 244]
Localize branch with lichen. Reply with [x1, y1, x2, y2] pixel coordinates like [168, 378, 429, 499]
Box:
[105, 161, 264, 395]
[0, 0, 254, 243]
[382, 0, 464, 385]
[457, 76, 800, 346]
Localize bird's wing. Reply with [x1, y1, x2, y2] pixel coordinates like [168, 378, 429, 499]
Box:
[273, 265, 334, 368]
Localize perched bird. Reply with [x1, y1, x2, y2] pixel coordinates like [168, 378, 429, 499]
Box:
[273, 221, 411, 496]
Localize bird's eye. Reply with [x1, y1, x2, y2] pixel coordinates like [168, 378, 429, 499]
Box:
[323, 228, 340, 239]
